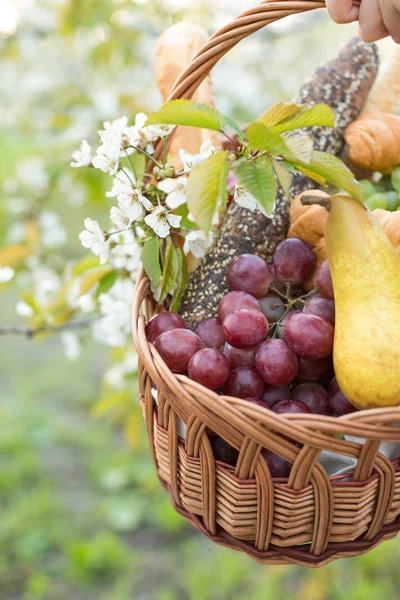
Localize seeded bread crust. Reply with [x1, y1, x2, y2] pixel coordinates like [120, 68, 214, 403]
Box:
[180, 39, 378, 327]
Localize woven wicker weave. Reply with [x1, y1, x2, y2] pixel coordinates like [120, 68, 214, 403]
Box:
[132, 0, 400, 567]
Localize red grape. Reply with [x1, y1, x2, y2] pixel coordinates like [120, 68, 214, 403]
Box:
[273, 238, 316, 285]
[258, 294, 286, 323]
[330, 391, 358, 416]
[291, 383, 330, 415]
[273, 400, 312, 415]
[276, 309, 302, 340]
[328, 376, 340, 399]
[304, 294, 335, 325]
[153, 329, 202, 374]
[262, 384, 291, 408]
[315, 259, 334, 299]
[209, 435, 238, 466]
[224, 366, 265, 399]
[262, 449, 291, 478]
[226, 254, 273, 298]
[218, 291, 261, 323]
[146, 311, 187, 343]
[188, 348, 230, 390]
[328, 376, 357, 415]
[194, 317, 225, 349]
[223, 342, 259, 368]
[296, 356, 333, 383]
[284, 313, 334, 360]
[222, 309, 268, 348]
[255, 339, 298, 386]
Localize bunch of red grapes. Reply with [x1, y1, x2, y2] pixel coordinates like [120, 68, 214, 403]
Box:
[146, 238, 357, 478]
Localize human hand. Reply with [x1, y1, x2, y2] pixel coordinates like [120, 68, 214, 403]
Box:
[326, 0, 400, 44]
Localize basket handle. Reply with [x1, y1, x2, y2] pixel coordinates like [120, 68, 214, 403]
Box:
[151, 0, 328, 162]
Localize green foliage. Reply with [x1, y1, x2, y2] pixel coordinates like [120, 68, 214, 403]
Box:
[246, 122, 296, 160]
[146, 100, 242, 136]
[273, 103, 335, 133]
[294, 151, 361, 198]
[66, 533, 133, 582]
[186, 150, 229, 235]
[159, 239, 180, 302]
[142, 236, 161, 288]
[236, 156, 277, 216]
[170, 247, 188, 312]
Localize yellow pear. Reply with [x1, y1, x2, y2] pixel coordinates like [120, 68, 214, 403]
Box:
[325, 195, 400, 409]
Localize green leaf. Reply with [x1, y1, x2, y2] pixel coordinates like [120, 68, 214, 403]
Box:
[95, 271, 118, 297]
[273, 160, 293, 199]
[294, 151, 361, 199]
[186, 151, 229, 235]
[236, 155, 278, 217]
[146, 100, 243, 138]
[146, 100, 224, 131]
[272, 104, 335, 134]
[72, 255, 100, 276]
[246, 122, 296, 161]
[170, 248, 188, 312]
[223, 116, 245, 139]
[142, 237, 161, 288]
[284, 135, 314, 164]
[174, 204, 199, 229]
[259, 102, 303, 127]
[159, 240, 180, 303]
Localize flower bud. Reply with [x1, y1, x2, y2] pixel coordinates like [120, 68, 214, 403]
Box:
[164, 164, 175, 178]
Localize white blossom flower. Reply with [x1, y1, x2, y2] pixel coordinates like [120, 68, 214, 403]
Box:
[70, 140, 92, 167]
[106, 169, 135, 198]
[144, 206, 182, 238]
[234, 183, 273, 217]
[61, 332, 81, 361]
[94, 278, 135, 347]
[110, 206, 130, 230]
[104, 352, 138, 389]
[117, 189, 152, 222]
[234, 183, 258, 212]
[158, 176, 187, 209]
[76, 293, 96, 314]
[179, 140, 215, 172]
[0, 265, 15, 283]
[144, 124, 175, 138]
[183, 230, 213, 259]
[124, 113, 156, 151]
[39, 211, 67, 248]
[79, 218, 109, 264]
[31, 266, 61, 307]
[97, 116, 128, 157]
[92, 153, 120, 176]
[109, 230, 141, 278]
[16, 157, 49, 193]
[16, 301, 34, 317]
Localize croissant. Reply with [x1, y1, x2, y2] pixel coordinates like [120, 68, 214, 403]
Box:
[344, 112, 400, 174]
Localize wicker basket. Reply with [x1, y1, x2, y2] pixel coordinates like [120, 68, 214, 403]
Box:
[132, 0, 400, 567]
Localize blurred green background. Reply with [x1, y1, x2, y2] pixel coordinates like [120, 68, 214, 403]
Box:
[1, 1, 399, 599]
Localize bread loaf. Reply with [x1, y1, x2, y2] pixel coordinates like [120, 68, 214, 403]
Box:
[155, 22, 222, 169]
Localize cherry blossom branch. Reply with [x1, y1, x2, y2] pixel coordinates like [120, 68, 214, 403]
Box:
[0, 316, 100, 338]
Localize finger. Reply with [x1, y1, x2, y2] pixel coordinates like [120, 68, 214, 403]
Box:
[326, 0, 359, 23]
[359, 0, 389, 41]
[379, 0, 400, 43]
